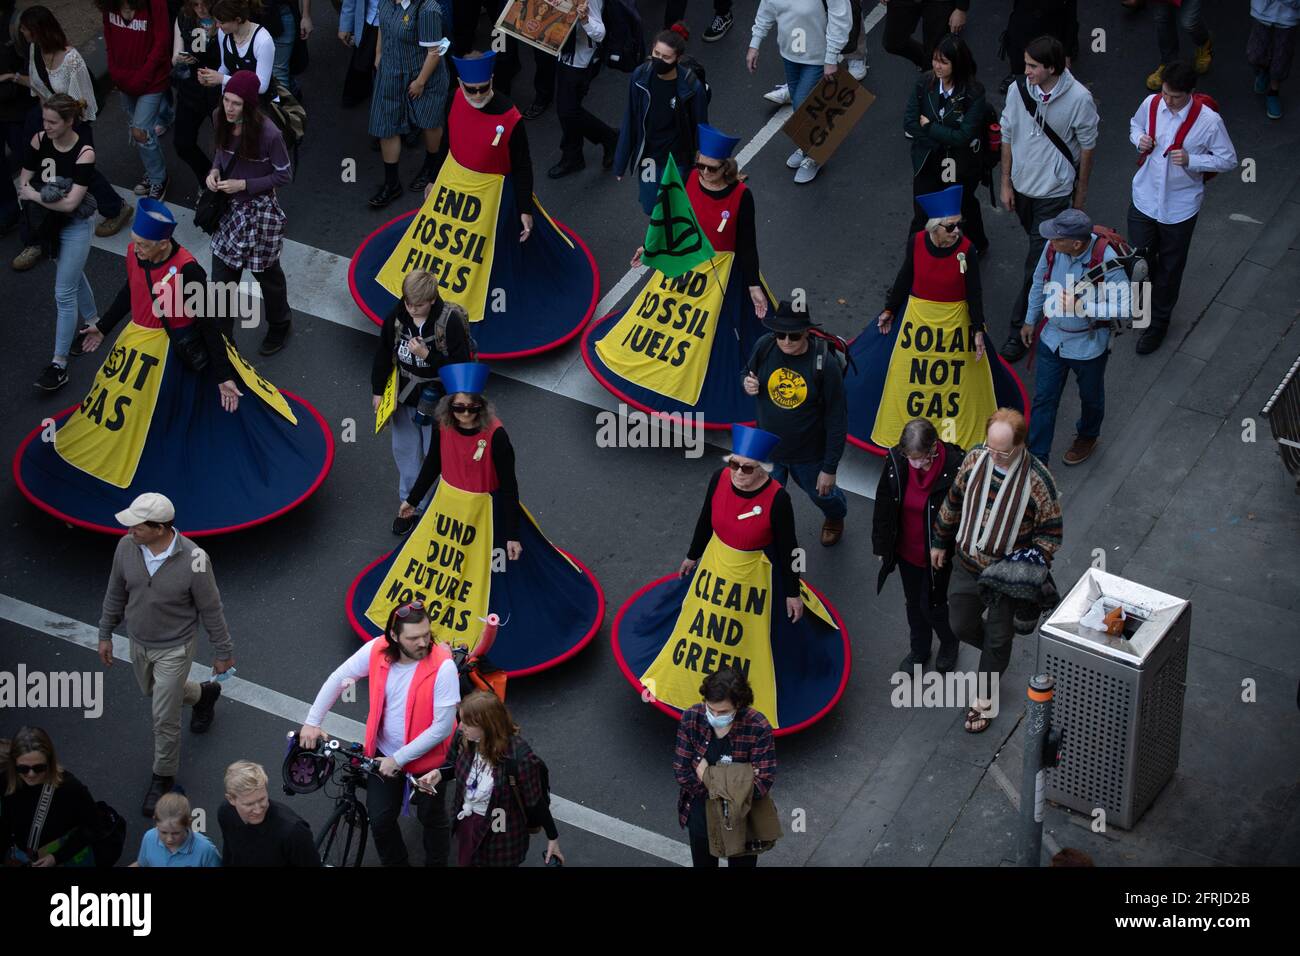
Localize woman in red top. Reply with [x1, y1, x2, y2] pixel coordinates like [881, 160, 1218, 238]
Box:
[96, 0, 173, 198]
[870, 417, 964, 674]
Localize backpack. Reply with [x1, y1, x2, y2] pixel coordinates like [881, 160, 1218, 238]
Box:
[501, 740, 551, 835]
[599, 0, 645, 73]
[1043, 225, 1146, 284]
[1139, 92, 1221, 183]
[91, 801, 126, 868]
[430, 301, 477, 360]
[263, 80, 306, 178]
[754, 330, 855, 399]
[678, 56, 711, 104]
[450, 642, 506, 700]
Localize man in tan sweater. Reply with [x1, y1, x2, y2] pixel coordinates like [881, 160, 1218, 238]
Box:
[97, 493, 236, 816]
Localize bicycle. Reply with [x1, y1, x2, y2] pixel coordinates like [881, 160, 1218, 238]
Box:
[281, 731, 380, 868]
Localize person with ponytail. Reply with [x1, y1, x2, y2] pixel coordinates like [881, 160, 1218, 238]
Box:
[18, 93, 99, 392]
[612, 24, 710, 215]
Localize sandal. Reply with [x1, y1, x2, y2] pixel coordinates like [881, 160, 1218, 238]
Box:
[964, 706, 992, 734]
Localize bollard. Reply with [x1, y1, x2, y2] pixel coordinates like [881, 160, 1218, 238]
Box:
[1018, 675, 1056, 866]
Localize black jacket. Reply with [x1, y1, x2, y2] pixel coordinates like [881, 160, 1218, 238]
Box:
[612, 60, 708, 179]
[904, 73, 988, 184]
[871, 441, 964, 604]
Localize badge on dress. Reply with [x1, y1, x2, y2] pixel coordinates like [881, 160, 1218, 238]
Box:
[491, 124, 504, 146]
[737, 505, 762, 520]
[717, 210, 730, 234]
[473, 439, 487, 461]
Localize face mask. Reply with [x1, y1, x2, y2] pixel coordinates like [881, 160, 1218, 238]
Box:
[705, 709, 734, 730]
[652, 57, 675, 76]
[199, 16, 214, 27]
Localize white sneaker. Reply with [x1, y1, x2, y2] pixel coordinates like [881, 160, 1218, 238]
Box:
[764, 83, 792, 105]
[847, 58, 868, 81]
[794, 157, 821, 184]
[786, 148, 805, 169]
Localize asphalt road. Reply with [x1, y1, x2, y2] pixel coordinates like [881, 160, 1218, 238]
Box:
[2, 2, 1294, 866]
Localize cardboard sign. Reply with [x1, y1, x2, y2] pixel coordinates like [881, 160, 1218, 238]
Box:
[493, 0, 579, 57]
[782, 72, 876, 165]
[375, 367, 397, 434]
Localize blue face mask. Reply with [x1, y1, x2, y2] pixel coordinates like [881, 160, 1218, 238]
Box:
[705, 708, 735, 730]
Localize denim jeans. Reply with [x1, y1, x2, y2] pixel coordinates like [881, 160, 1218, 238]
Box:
[1028, 341, 1108, 462]
[781, 59, 825, 113]
[53, 217, 97, 359]
[121, 91, 169, 185]
[770, 459, 848, 520]
[1154, 0, 1209, 64]
[391, 403, 438, 511]
[272, 6, 300, 96]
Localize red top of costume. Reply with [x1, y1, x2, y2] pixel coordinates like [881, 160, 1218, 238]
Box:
[684, 170, 747, 254]
[449, 90, 520, 176]
[710, 470, 781, 551]
[127, 243, 198, 329]
[909, 231, 972, 303]
[439, 420, 501, 493]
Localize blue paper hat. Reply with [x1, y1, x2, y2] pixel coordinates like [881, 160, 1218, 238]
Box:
[697, 124, 740, 161]
[453, 52, 496, 85]
[133, 198, 176, 241]
[915, 185, 963, 221]
[440, 362, 490, 396]
[731, 424, 781, 464]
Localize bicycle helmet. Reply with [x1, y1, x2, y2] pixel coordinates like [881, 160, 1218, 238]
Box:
[281, 732, 336, 795]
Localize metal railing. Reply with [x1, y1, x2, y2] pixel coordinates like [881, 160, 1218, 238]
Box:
[1262, 354, 1300, 492]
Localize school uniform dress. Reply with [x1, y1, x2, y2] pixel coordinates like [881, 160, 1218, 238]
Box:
[369, 0, 450, 138]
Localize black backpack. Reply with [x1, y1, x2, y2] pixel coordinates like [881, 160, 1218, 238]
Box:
[500, 739, 551, 834]
[600, 0, 645, 73]
[678, 56, 711, 104]
[91, 801, 126, 867]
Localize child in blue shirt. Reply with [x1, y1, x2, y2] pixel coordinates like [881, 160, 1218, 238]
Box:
[132, 791, 221, 867]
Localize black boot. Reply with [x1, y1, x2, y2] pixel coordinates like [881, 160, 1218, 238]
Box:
[999, 330, 1028, 362]
[934, 644, 959, 674]
[190, 680, 222, 733]
[142, 774, 174, 817]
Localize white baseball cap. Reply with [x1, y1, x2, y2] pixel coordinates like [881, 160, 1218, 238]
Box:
[115, 492, 176, 527]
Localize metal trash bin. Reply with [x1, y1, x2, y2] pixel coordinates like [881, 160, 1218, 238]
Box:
[1038, 568, 1191, 830]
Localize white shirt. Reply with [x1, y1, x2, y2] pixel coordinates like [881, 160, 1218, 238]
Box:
[216, 25, 276, 94]
[558, 0, 606, 70]
[1129, 94, 1238, 225]
[140, 530, 180, 578]
[306, 641, 460, 767]
[457, 753, 495, 819]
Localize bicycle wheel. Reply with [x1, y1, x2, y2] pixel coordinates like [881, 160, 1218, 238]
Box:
[317, 800, 368, 867]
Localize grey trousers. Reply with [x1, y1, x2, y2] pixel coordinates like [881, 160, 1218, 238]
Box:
[947, 561, 1016, 685]
[391, 405, 436, 511]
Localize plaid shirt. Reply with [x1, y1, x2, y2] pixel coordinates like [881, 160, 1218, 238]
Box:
[674, 704, 777, 829]
[451, 733, 547, 867]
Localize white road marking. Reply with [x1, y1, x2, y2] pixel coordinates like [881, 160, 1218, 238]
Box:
[0, 592, 692, 867]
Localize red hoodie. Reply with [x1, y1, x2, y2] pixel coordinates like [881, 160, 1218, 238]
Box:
[102, 0, 171, 97]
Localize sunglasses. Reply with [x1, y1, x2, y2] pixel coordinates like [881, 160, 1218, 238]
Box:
[938, 221, 963, 233]
[462, 82, 491, 95]
[17, 764, 48, 775]
[451, 403, 482, 414]
[774, 332, 805, 341]
[394, 600, 425, 619]
[695, 162, 722, 173]
[727, 460, 759, 475]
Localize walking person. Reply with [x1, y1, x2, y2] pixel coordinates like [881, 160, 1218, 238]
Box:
[18, 94, 100, 393]
[1144, 0, 1212, 92]
[1, 728, 104, 867]
[98, 0, 174, 199]
[96, 493, 234, 816]
[367, 0, 451, 208]
[997, 34, 1098, 363]
[0, 0, 26, 240]
[743, 300, 849, 547]
[932, 409, 1063, 733]
[1020, 208, 1129, 464]
[546, 0, 619, 180]
[339, 0, 381, 107]
[673, 667, 776, 868]
[199, 0, 276, 99]
[904, 31, 988, 252]
[1, 4, 133, 259]
[171, 0, 222, 197]
[1127, 60, 1236, 353]
[996, 0, 1078, 95]
[263, 0, 311, 98]
[1249, 0, 1300, 120]
[664, 0, 735, 43]
[218, 761, 320, 865]
[417, 690, 563, 867]
[371, 270, 473, 535]
[132, 792, 222, 866]
[613, 24, 709, 215]
[872, 418, 963, 674]
[880, 0, 968, 72]
[206, 69, 295, 355]
[747, 0, 851, 183]
[300, 600, 459, 866]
